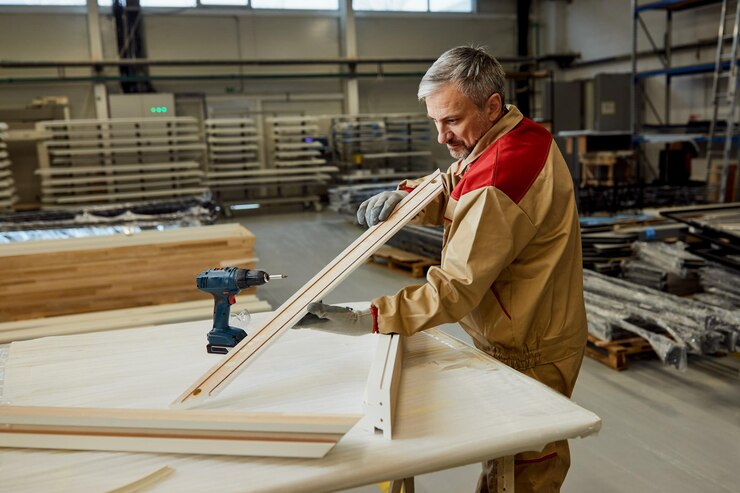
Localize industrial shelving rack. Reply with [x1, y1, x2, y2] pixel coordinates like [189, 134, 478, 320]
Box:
[235, 115, 337, 211]
[329, 113, 433, 183]
[631, 0, 738, 202]
[0, 122, 18, 211]
[35, 117, 207, 209]
[203, 117, 263, 198]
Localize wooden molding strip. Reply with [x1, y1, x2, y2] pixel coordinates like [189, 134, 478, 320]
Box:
[364, 333, 404, 439]
[173, 169, 443, 407]
[0, 406, 360, 459]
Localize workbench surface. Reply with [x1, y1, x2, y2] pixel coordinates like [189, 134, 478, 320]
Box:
[0, 307, 601, 493]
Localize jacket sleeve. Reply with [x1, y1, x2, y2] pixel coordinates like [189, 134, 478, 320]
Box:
[372, 186, 538, 336]
[395, 166, 456, 226]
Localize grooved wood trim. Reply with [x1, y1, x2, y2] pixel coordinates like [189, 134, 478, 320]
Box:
[0, 406, 360, 459]
[364, 334, 403, 439]
[173, 170, 443, 407]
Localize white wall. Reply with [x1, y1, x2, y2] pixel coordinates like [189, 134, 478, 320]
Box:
[0, 5, 518, 119]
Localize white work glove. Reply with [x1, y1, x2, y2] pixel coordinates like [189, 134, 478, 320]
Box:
[295, 302, 375, 336]
[356, 190, 409, 227]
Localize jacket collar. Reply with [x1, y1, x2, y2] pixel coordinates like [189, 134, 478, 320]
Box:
[457, 104, 524, 174]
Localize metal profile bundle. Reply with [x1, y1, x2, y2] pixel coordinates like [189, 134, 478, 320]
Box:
[35, 117, 207, 208]
[203, 118, 262, 191]
[584, 269, 740, 365]
[0, 122, 18, 210]
[661, 203, 740, 271]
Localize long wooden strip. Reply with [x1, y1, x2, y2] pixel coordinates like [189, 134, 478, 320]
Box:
[173, 170, 443, 407]
[0, 406, 360, 458]
[0, 297, 271, 343]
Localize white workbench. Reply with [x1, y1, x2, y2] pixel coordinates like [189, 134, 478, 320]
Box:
[0, 308, 601, 492]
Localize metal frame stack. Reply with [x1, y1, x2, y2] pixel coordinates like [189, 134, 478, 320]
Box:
[35, 117, 207, 209]
[0, 122, 18, 211]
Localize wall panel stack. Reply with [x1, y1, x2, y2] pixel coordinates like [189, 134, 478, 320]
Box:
[0, 123, 18, 211]
[0, 224, 256, 321]
[204, 117, 262, 192]
[35, 117, 207, 209]
[237, 116, 337, 208]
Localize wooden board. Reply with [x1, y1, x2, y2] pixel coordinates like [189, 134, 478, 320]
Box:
[0, 295, 271, 343]
[173, 170, 443, 407]
[0, 224, 256, 321]
[0, 405, 359, 458]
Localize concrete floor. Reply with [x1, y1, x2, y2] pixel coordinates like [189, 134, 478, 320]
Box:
[236, 209, 740, 493]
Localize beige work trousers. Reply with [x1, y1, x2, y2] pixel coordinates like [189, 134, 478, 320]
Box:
[476, 348, 585, 493]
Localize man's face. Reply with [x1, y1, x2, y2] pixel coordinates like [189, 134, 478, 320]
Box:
[426, 82, 501, 160]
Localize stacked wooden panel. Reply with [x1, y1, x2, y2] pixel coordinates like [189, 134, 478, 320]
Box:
[35, 117, 207, 209]
[0, 122, 18, 211]
[0, 224, 256, 321]
[204, 118, 263, 191]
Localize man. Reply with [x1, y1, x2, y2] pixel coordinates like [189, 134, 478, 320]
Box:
[299, 46, 587, 493]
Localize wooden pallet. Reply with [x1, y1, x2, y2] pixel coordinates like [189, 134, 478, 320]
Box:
[368, 245, 439, 278]
[585, 334, 655, 371]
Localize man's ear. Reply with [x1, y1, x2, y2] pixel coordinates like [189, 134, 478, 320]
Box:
[485, 93, 503, 122]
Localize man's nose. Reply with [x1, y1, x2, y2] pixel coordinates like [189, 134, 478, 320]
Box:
[437, 126, 450, 145]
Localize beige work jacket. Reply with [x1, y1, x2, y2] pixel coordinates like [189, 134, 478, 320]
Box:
[372, 106, 587, 371]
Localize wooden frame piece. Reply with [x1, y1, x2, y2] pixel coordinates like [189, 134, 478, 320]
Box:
[364, 333, 403, 439]
[173, 169, 443, 407]
[0, 406, 360, 459]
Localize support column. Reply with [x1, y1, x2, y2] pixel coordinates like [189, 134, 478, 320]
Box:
[339, 0, 359, 115]
[87, 0, 109, 119]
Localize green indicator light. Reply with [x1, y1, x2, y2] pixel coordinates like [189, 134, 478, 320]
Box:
[162, 107, 167, 113]
[150, 107, 156, 113]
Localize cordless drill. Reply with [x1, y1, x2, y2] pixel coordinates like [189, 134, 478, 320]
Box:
[196, 267, 285, 354]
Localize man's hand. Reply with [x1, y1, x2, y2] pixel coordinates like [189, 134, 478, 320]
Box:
[356, 190, 409, 227]
[294, 302, 375, 336]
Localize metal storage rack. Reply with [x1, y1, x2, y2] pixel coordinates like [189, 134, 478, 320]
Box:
[35, 117, 207, 209]
[631, 0, 738, 202]
[330, 113, 433, 183]
[0, 122, 18, 211]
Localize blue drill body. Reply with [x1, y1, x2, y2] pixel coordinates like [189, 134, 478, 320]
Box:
[196, 267, 271, 354]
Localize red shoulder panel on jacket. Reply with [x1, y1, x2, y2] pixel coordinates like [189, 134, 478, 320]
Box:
[451, 118, 552, 204]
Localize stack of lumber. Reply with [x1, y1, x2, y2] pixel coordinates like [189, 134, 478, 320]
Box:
[0, 224, 256, 321]
[0, 122, 18, 211]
